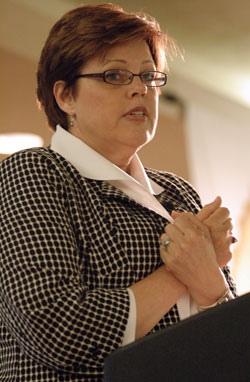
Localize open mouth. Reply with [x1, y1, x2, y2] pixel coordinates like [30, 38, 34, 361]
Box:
[128, 111, 146, 116]
[124, 107, 148, 117]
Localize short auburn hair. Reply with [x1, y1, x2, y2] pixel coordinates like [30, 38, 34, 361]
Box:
[37, 3, 177, 130]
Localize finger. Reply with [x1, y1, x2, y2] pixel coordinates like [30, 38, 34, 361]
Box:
[172, 212, 210, 239]
[164, 223, 185, 243]
[205, 217, 233, 235]
[231, 236, 238, 244]
[160, 245, 171, 265]
[160, 233, 171, 247]
[222, 218, 233, 232]
[205, 207, 230, 226]
[196, 196, 222, 222]
[225, 234, 238, 245]
[171, 211, 182, 220]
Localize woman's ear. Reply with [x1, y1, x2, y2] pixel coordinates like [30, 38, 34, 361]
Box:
[53, 80, 75, 114]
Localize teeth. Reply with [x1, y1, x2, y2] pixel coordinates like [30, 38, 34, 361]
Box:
[130, 111, 145, 116]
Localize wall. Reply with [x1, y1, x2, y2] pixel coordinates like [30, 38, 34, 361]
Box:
[0, 47, 52, 162]
[168, 74, 250, 294]
[139, 101, 189, 179]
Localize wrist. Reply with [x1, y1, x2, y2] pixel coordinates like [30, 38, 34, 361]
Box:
[188, 268, 228, 306]
[160, 265, 187, 294]
[197, 286, 234, 312]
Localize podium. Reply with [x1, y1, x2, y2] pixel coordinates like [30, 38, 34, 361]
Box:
[104, 292, 250, 382]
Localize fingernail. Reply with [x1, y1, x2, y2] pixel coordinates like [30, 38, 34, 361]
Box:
[231, 236, 238, 244]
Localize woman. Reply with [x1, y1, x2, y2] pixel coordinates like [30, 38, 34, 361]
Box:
[0, 4, 237, 381]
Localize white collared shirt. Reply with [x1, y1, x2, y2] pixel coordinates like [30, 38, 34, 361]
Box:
[51, 125, 196, 345]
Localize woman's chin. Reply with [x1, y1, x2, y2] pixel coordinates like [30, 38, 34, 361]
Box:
[123, 132, 154, 152]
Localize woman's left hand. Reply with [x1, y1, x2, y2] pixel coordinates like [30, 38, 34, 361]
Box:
[172, 197, 235, 268]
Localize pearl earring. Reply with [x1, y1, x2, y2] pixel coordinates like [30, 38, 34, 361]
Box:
[69, 115, 74, 128]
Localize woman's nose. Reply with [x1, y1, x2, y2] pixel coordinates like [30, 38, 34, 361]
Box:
[126, 76, 148, 98]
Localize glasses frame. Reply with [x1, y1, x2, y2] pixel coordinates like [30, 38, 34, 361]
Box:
[74, 69, 167, 87]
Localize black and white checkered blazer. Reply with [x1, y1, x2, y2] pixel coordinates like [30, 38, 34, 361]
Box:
[0, 148, 237, 381]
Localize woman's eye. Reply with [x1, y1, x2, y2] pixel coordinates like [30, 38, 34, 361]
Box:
[106, 71, 120, 80]
[142, 72, 155, 81]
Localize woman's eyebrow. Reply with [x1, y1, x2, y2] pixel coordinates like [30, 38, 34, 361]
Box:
[103, 59, 154, 65]
[103, 59, 127, 65]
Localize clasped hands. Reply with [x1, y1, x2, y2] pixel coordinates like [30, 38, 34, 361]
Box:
[160, 196, 235, 306]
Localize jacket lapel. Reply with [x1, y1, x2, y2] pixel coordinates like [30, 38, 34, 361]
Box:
[100, 180, 173, 226]
[100, 180, 134, 204]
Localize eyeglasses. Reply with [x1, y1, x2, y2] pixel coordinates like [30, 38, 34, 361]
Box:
[74, 69, 167, 87]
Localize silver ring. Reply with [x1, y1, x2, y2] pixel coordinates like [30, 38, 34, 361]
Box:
[162, 238, 171, 248]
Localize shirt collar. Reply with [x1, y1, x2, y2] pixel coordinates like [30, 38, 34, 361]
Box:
[50, 125, 164, 195]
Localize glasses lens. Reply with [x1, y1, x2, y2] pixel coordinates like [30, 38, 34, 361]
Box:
[141, 72, 166, 87]
[105, 70, 131, 85]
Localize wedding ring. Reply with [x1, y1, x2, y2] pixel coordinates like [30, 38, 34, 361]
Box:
[162, 238, 171, 248]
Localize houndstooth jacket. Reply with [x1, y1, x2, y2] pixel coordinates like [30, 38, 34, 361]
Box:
[0, 147, 237, 381]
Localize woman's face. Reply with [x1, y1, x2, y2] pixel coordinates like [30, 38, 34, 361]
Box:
[69, 39, 159, 161]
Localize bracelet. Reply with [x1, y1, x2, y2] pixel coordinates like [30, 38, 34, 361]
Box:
[197, 287, 234, 312]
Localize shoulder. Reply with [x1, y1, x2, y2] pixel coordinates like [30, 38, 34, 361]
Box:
[0, 148, 88, 201]
[0, 147, 79, 181]
[0, 147, 98, 200]
[1, 147, 66, 170]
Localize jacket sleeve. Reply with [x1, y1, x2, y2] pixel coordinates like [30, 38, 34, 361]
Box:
[0, 149, 130, 374]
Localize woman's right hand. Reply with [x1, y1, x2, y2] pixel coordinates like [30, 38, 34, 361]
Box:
[160, 211, 228, 307]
